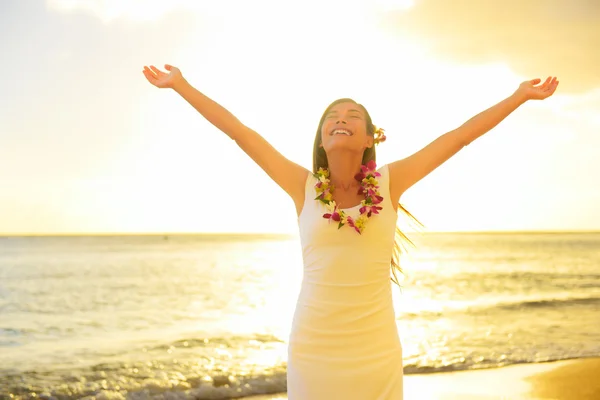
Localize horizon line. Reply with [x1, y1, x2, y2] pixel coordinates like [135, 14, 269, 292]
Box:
[1, 229, 599, 237]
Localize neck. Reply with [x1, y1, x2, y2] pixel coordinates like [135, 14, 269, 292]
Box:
[327, 151, 363, 191]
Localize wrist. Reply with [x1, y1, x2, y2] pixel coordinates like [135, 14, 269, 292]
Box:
[511, 89, 529, 105]
[172, 77, 189, 93]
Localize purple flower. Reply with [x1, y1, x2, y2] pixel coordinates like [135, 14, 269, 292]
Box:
[323, 210, 341, 223]
[359, 205, 383, 217]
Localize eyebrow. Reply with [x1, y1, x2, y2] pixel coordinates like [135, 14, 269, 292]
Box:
[326, 108, 363, 115]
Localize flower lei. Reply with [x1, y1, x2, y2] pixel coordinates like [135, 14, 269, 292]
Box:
[314, 160, 383, 234]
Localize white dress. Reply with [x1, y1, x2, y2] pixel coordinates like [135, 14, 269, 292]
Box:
[288, 164, 403, 399]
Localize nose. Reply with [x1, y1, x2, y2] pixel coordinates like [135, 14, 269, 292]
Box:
[335, 119, 347, 125]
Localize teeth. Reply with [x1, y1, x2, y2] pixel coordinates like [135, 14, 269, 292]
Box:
[332, 129, 352, 136]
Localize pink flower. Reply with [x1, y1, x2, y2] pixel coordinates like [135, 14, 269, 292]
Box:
[364, 187, 380, 198]
[355, 161, 380, 181]
[345, 216, 363, 234]
[362, 160, 380, 176]
[360, 205, 383, 217]
[323, 210, 341, 222]
[354, 171, 366, 182]
[372, 194, 384, 204]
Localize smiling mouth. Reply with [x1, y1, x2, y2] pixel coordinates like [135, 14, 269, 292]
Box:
[330, 129, 353, 136]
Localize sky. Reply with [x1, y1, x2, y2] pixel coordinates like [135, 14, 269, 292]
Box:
[1, 0, 599, 235]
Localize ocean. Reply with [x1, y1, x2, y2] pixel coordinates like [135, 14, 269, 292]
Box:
[0, 232, 599, 399]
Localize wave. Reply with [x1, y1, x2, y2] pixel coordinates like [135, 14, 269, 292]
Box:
[0, 365, 288, 400]
[401, 294, 600, 319]
[494, 295, 600, 311]
[4, 355, 597, 400]
[402, 355, 592, 375]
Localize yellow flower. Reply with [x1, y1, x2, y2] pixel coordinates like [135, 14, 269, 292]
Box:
[354, 215, 368, 230]
[317, 168, 330, 179]
[363, 176, 378, 186]
[340, 212, 348, 224]
[325, 201, 337, 212]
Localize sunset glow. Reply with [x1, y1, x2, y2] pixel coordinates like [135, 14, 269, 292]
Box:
[1, 0, 598, 234]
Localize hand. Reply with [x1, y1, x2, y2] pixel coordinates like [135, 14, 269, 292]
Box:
[142, 64, 184, 89]
[515, 76, 559, 101]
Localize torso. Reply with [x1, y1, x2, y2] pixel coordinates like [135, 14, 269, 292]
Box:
[289, 163, 403, 399]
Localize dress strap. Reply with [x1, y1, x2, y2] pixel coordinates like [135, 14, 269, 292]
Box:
[304, 171, 317, 202]
[377, 164, 392, 200]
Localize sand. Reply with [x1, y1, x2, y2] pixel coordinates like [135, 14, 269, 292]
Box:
[526, 357, 600, 400]
[243, 357, 600, 399]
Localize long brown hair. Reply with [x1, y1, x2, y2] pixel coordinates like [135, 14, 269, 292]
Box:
[312, 98, 423, 287]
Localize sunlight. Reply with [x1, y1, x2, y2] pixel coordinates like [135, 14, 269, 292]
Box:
[46, 0, 416, 23]
[28, 0, 596, 235]
[376, 0, 416, 11]
[46, 0, 172, 22]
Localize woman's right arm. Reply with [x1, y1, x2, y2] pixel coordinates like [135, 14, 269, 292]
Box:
[143, 64, 309, 205]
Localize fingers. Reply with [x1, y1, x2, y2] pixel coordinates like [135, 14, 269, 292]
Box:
[142, 70, 156, 84]
[142, 66, 159, 86]
[524, 76, 559, 100]
[529, 76, 551, 92]
[549, 79, 559, 94]
[543, 77, 558, 92]
[539, 77, 559, 99]
[150, 65, 162, 75]
[143, 65, 156, 78]
[142, 66, 152, 78]
[540, 76, 554, 90]
[143, 64, 174, 76]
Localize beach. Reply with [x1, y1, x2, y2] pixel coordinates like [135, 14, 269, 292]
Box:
[245, 357, 600, 400]
[1, 233, 599, 399]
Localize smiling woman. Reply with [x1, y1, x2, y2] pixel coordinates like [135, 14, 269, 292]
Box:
[142, 62, 558, 399]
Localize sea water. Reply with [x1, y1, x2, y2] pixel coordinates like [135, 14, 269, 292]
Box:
[0, 232, 598, 398]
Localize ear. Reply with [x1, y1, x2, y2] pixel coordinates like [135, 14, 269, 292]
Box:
[365, 135, 374, 149]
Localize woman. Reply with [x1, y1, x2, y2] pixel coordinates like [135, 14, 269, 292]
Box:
[142, 64, 558, 399]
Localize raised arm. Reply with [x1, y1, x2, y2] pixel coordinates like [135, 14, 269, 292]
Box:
[388, 76, 559, 201]
[142, 64, 309, 209]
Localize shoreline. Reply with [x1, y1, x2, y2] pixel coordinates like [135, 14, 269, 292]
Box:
[244, 357, 600, 399]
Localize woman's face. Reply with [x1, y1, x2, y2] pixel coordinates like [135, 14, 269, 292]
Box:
[320, 102, 373, 154]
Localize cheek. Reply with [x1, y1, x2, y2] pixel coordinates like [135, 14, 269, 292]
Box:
[352, 121, 368, 136]
[319, 131, 328, 148]
[320, 123, 332, 143]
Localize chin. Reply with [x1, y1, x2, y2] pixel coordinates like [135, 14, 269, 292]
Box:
[324, 143, 364, 155]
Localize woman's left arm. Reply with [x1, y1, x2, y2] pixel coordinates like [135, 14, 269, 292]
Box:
[389, 76, 559, 199]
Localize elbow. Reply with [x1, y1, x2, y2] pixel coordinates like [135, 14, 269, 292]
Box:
[450, 128, 472, 148]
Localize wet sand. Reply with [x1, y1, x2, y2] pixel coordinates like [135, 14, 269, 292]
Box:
[243, 357, 600, 399]
[526, 357, 600, 400]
